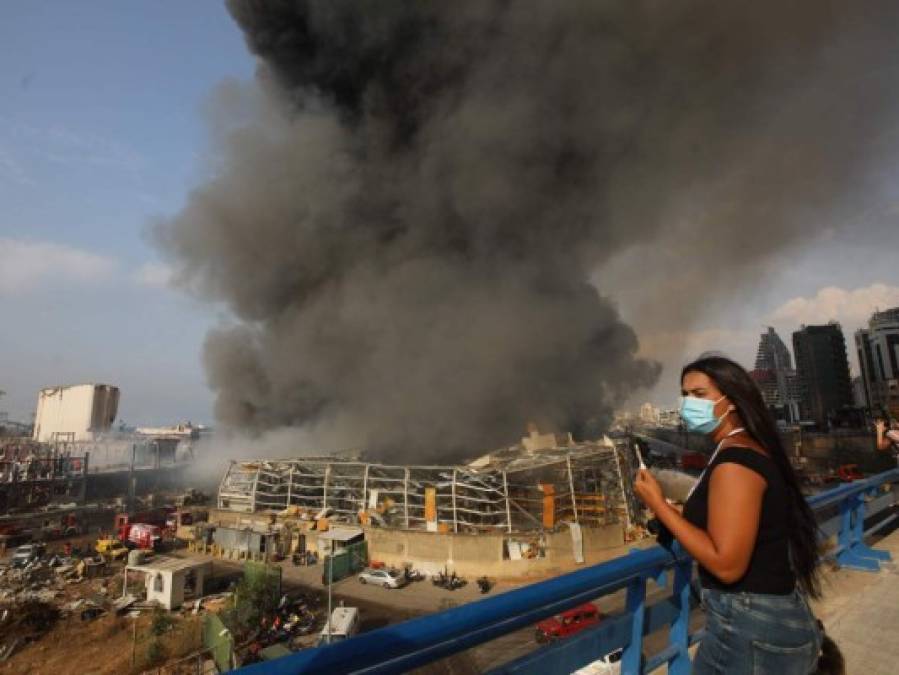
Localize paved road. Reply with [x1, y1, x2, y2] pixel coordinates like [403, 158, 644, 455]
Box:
[811, 524, 899, 675]
[466, 579, 705, 672]
[180, 547, 706, 672]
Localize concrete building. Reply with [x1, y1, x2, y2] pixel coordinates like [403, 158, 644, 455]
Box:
[32, 384, 119, 443]
[855, 306, 899, 418]
[752, 327, 801, 424]
[756, 326, 793, 371]
[793, 323, 854, 429]
[852, 375, 867, 409]
[123, 556, 212, 610]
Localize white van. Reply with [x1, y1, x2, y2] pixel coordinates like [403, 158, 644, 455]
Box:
[318, 606, 360, 646]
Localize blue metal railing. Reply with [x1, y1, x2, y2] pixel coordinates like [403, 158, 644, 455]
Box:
[236, 468, 898, 675]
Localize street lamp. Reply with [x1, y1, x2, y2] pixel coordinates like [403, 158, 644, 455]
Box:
[326, 544, 333, 644]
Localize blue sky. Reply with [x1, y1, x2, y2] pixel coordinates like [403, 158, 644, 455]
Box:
[0, 1, 254, 424]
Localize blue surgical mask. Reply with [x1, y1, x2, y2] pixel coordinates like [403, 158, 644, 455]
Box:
[680, 395, 728, 434]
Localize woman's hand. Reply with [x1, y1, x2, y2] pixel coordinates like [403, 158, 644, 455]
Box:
[633, 468, 665, 511]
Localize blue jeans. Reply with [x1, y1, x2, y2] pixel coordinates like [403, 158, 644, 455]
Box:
[693, 587, 822, 674]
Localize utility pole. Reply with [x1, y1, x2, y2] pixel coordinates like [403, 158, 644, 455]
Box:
[131, 617, 137, 666]
[326, 550, 333, 644]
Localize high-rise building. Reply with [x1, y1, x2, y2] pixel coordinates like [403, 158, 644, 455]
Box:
[855, 306, 899, 418]
[751, 327, 800, 424]
[792, 323, 854, 428]
[755, 326, 793, 371]
[851, 375, 867, 408]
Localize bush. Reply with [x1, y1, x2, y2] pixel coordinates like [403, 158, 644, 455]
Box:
[145, 638, 167, 666]
[223, 572, 280, 636]
[150, 608, 175, 636]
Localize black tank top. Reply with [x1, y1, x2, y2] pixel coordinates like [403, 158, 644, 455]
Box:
[682, 446, 796, 594]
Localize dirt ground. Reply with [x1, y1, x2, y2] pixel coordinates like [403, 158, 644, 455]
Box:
[0, 552, 420, 675]
[0, 610, 205, 675]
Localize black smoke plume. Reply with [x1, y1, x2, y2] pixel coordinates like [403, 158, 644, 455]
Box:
[159, 1, 899, 460]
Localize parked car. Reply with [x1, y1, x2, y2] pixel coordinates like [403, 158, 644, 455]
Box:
[95, 537, 129, 561]
[10, 543, 45, 569]
[534, 603, 601, 643]
[573, 649, 623, 674]
[837, 464, 864, 482]
[358, 567, 408, 589]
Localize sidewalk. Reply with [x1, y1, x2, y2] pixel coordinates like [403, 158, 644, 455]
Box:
[811, 527, 899, 675]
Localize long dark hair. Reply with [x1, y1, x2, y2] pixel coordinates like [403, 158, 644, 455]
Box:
[681, 356, 821, 599]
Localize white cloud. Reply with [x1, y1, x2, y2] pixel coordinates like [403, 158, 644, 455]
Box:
[133, 262, 173, 289]
[769, 283, 899, 327]
[0, 238, 117, 294]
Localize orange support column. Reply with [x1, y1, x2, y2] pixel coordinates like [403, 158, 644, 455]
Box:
[424, 487, 437, 524]
[541, 483, 555, 528]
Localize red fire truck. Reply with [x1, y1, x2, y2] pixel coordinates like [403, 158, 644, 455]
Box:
[118, 522, 162, 550]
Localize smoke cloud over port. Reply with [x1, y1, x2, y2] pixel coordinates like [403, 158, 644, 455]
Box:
[158, 1, 899, 461]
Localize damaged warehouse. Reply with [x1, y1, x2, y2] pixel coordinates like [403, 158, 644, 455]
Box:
[213, 434, 643, 576]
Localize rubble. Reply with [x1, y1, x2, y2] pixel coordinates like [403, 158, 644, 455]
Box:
[0, 600, 60, 661]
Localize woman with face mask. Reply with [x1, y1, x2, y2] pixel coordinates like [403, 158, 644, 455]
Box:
[634, 356, 835, 675]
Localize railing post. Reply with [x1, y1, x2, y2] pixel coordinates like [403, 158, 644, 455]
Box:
[836, 491, 891, 571]
[666, 559, 693, 675]
[621, 576, 646, 675]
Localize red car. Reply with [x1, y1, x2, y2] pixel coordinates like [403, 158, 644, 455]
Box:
[534, 603, 601, 643]
[680, 452, 709, 471]
[836, 464, 863, 482]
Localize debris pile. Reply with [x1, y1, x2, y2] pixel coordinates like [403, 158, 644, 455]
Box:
[0, 600, 60, 662]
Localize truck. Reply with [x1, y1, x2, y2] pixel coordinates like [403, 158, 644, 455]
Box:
[115, 509, 169, 530]
[0, 523, 32, 551]
[317, 607, 360, 646]
[96, 537, 129, 561]
[38, 512, 84, 540]
[118, 523, 162, 550]
[164, 509, 207, 531]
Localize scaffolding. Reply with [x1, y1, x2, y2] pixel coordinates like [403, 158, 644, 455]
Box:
[0, 441, 90, 512]
[217, 441, 638, 534]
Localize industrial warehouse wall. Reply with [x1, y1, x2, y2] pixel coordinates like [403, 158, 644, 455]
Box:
[363, 523, 623, 579]
[84, 465, 188, 501]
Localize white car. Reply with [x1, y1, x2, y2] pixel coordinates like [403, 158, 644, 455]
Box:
[358, 568, 407, 589]
[10, 543, 44, 569]
[573, 649, 622, 675]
